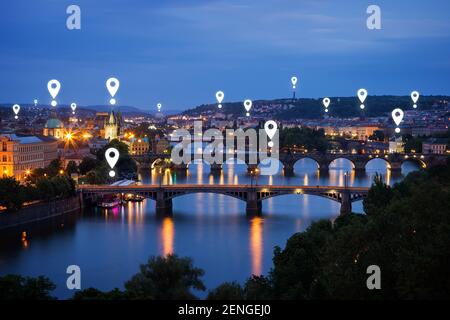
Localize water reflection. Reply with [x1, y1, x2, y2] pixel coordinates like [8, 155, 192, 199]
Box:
[160, 217, 174, 256]
[249, 216, 263, 276]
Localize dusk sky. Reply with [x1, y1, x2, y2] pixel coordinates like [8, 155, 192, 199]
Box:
[1, 0, 450, 111]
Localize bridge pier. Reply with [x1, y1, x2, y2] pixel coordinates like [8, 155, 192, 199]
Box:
[174, 163, 188, 173]
[389, 161, 402, 172]
[210, 163, 223, 174]
[283, 163, 295, 176]
[246, 191, 262, 216]
[340, 191, 352, 215]
[156, 190, 173, 216]
[319, 162, 329, 172]
[247, 164, 258, 175]
[353, 161, 366, 172]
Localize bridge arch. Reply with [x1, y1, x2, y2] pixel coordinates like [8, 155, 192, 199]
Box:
[402, 157, 427, 169]
[329, 157, 356, 170]
[365, 157, 391, 171]
[258, 157, 284, 175]
[292, 156, 321, 170]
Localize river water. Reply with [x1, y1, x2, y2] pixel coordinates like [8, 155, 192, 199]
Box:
[0, 159, 419, 299]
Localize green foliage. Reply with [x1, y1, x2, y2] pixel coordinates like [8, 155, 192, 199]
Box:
[0, 177, 24, 211]
[402, 134, 424, 153]
[207, 282, 245, 300]
[124, 254, 206, 300]
[72, 288, 126, 300]
[280, 127, 329, 152]
[0, 275, 56, 300]
[78, 157, 99, 175]
[66, 161, 79, 175]
[369, 130, 385, 142]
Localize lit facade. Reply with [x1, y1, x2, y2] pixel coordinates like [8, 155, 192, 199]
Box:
[0, 134, 58, 180]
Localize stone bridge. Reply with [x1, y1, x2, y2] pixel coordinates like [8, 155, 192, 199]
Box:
[78, 184, 369, 216]
[132, 151, 447, 175]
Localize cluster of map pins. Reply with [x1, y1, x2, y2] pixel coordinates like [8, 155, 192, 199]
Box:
[411, 91, 420, 108]
[358, 89, 368, 109]
[322, 97, 330, 113]
[244, 99, 252, 116]
[392, 108, 404, 133]
[216, 91, 224, 109]
[71, 103, 77, 114]
[12, 104, 20, 119]
[48, 80, 61, 107]
[264, 120, 277, 148]
[105, 147, 120, 177]
[106, 77, 120, 105]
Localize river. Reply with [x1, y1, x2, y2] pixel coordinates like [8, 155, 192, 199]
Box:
[0, 159, 419, 299]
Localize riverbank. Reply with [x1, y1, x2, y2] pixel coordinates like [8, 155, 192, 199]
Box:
[0, 195, 82, 230]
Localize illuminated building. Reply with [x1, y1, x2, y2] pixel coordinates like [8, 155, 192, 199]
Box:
[104, 111, 123, 140]
[0, 134, 58, 180]
[126, 137, 150, 155]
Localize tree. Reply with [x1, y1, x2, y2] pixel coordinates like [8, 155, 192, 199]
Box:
[0, 177, 24, 211]
[97, 139, 137, 179]
[66, 161, 78, 175]
[78, 157, 99, 175]
[124, 254, 206, 299]
[72, 288, 126, 300]
[207, 282, 245, 300]
[0, 275, 56, 300]
[369, 130, 385, 142]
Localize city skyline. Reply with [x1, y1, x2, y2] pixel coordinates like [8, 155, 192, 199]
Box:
[1, 0, 450, 111]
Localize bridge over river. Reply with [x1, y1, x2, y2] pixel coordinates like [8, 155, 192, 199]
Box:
[78, 184, 369, 216]
[133, 151, 447, 175]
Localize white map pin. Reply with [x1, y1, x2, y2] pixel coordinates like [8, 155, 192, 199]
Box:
[244, 99, 252, 116]
[411, 91, 419, 108]
[71, 103, 77, 114]
[291, 76, 298, 89]
[13, 104, 20, 119]
[264, 120, 277, 148]
[322, 97, 330, 109]
[157, 103, 162, 112]
[392, 108, 404, 133]
[216, 91, 224, 109]
[105, 147, 120, 177]
[47, 80, 61, 107]
[358, 88, 368, 109]
[34, 99, 38, 106]
[106, 78, 120, 105]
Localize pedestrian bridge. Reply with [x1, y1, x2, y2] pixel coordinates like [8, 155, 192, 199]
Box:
[78, 184, 369, 216]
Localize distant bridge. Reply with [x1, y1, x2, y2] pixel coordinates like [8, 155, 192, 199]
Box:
[78, 184, 369, 215]
[132, 151, 448, 175]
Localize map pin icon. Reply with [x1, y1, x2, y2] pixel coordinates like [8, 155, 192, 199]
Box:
[323, 98, 330, 109]
[13, 104, 20, 119]
[392, 108, 404, 133]
[264, 120, 277, 148]
[291, 76, 298, 89]
[105, 147, 120, 177]
[157, 103, 162, 112]
[71, 103, 77, 114]
[48, 80, 61, 107]
[106, 78, 120, 105]
[216, 91, 224, 109]
[358, 88, 367, 109]
[244, 99, 252, 116]
[411, 91, 419, 109]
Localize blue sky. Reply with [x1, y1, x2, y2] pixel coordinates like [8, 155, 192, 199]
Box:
[1, 0, 449, 111]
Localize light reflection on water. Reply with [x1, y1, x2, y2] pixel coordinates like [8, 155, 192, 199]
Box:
[0, 159, 419, 299]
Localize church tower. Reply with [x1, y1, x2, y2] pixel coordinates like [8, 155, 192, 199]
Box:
[104, 111, 120, 140]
